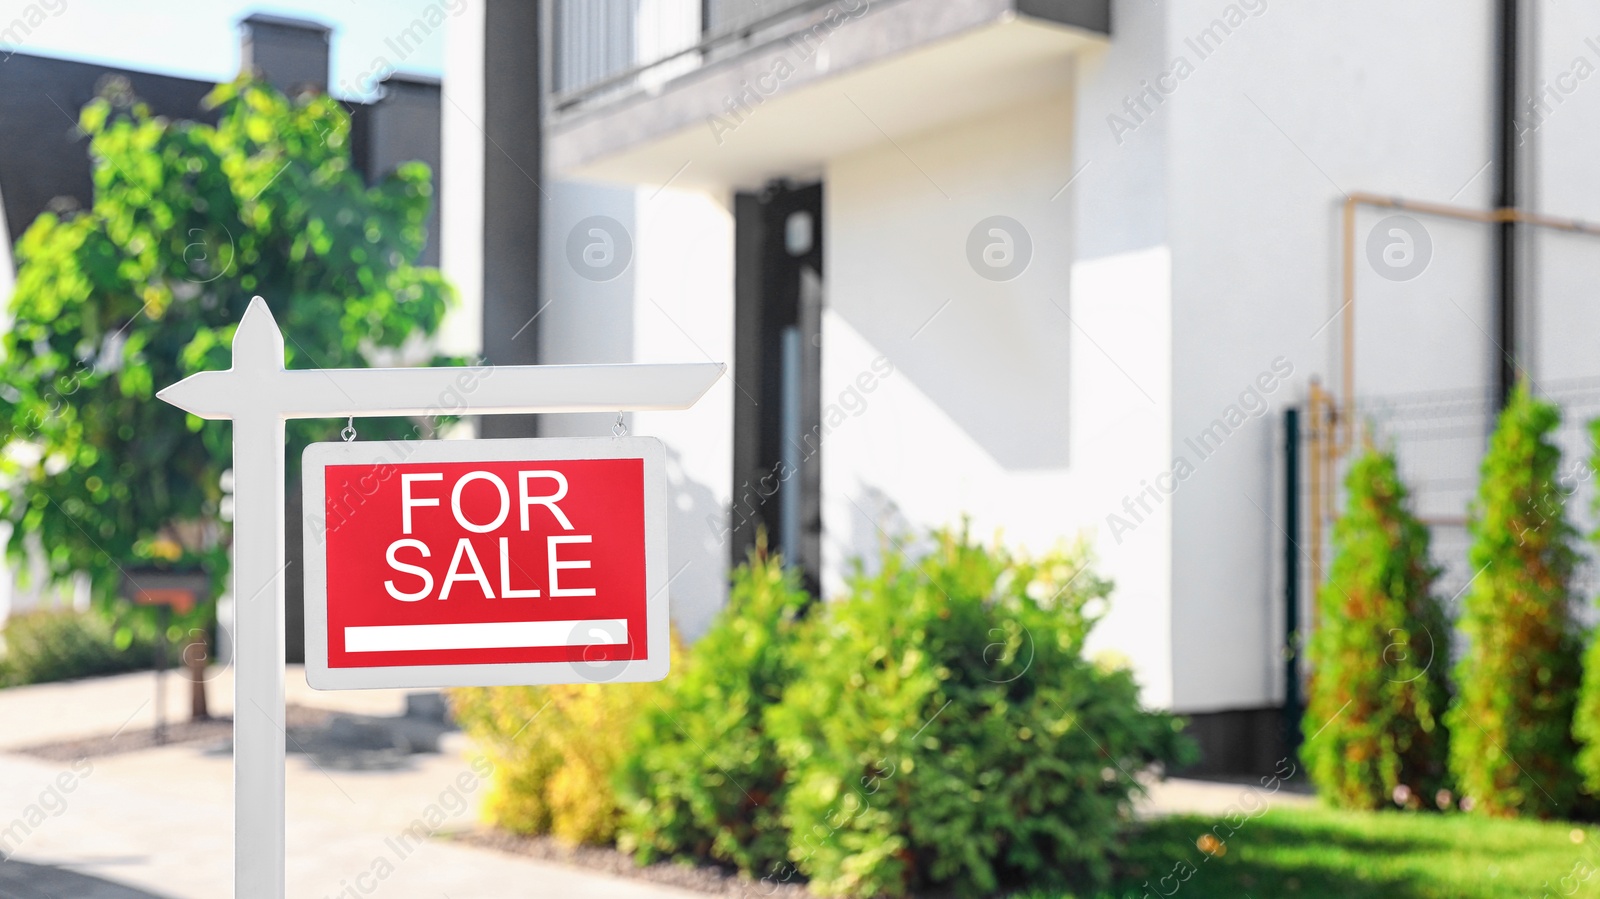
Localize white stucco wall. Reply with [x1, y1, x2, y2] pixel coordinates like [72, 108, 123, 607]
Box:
[1153, 0, 1510, 712]
[539, 181, 735, 640]
[1528, 1, 1600, 384]
[822, 84, 1177, 706]
[452, 0, 1600, 719]
[438, 0, 486, 359]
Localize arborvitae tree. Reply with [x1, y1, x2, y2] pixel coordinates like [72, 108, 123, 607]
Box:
[1570, 419, 1600, 795]
[1301, 445, 1450, 810]
[1447, 383, 1582, 818]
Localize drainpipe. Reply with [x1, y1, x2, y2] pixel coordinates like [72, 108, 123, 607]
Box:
[1495, 0, 1519, 405]
[1283, 407, 1302, 755]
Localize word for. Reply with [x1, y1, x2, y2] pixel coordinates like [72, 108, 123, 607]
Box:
[385, 469, 595, 602]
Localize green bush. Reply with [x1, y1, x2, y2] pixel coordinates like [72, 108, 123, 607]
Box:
[450, 674, 661, 845]
[617, 547, 809, 875]
[0, 607, 157, 687]
[1301, 445, 1451, 810]
[1447, 383, 1582, 818]
[766, 528, 1192, 898]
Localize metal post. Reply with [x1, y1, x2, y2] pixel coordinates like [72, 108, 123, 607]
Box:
[1283, 408, 1302, 754]
[154, 604, 170, 746]
[1495, 0, 1520, 406]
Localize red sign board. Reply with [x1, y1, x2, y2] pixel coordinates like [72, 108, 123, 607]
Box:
[302, 437, 669, 689]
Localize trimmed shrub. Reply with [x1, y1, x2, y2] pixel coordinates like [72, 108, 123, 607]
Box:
[1301, 445, 1450, 810]
[1572, 419, 1600, 795]
[450, 673, 662, 845]
[765, 528, 1192, 898]
[1447, 383, 1582, 818]
[617, 547, 809, 875]
[0, 607, 156, 687]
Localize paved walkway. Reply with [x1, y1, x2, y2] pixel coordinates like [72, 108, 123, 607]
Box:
[0, 665, 408, 752]
[0, 668, 702, 898]
[0, 668, 1314, 897]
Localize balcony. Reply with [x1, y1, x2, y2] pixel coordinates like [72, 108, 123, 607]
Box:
[542, 0, 1111, 190]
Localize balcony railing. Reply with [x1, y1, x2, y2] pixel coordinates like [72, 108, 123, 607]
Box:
[546, 0, 862, 116]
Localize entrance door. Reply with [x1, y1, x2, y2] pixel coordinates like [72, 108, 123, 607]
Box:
[732, 181, 822, 594]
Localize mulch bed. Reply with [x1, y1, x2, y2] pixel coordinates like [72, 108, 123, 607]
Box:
[14, 703, 332, 761]
[455, 830, 813, 898]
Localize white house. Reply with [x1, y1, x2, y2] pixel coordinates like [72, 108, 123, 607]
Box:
[431, 0, 1600, 771]
[3, 0, 1595, 773]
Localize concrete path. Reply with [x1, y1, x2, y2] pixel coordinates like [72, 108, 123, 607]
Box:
[0, 735, 708, 898]
[1136, 773, 1317, 818]
[0, 670, 702, 898]
[0, 665, 408, 751]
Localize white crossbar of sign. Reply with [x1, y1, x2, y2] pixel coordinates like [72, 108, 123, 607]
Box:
[344, 619, 629, 653]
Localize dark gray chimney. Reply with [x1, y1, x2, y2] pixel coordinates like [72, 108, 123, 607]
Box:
[239, 13, 331, 95]
[366, 74, 443, 265]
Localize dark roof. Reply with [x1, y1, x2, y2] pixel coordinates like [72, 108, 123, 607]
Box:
[0, 51, 442, 264]
[0, 53, 216, 232]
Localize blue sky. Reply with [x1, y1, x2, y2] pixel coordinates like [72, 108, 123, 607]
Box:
[0, 0, 454, 101]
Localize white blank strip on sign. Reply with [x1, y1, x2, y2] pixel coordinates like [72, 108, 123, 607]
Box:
[344, 619, 628, 653]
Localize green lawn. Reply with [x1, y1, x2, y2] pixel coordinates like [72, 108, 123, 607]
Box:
[1024, 806, 1600, 899]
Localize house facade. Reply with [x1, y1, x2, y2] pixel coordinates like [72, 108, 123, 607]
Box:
[1, 1, 1594, 773]
[436, 0, 1600, 771]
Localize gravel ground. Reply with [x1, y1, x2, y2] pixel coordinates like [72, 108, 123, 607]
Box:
[457, 830, 814, 898]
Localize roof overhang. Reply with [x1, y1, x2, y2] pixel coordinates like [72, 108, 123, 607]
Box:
[546, 0, 1110, 192]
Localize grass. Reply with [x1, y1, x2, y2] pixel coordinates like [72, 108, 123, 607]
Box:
[1019, 806, 1600, 899]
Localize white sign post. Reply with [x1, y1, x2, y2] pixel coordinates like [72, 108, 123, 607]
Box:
[157, 297, 721, 899]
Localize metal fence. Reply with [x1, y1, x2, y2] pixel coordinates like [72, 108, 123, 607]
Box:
[547, 0, 854, 112]
[1306, 376, 1600, 623]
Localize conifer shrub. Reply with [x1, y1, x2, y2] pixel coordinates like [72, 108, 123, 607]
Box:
[1570, 418, 1600, 796]
[1447, 384, 1583, 818]
[617, 547, 810, 876]
[765, 528, 1192, 898]
[1300, 445, 1450, 810]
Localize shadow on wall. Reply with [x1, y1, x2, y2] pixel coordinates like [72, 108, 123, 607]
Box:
[833, 483, 915, 589]
[664, 442, 730, 641]
[835, 268, 1073, 472]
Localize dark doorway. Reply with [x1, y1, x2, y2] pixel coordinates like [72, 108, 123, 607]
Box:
[732, 181, 823, 594]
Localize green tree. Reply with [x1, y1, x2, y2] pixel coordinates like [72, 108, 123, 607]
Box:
[1447, 383, 1582, 818]
[0, 77, 456, 645]
[1301, 445, 1450, 810]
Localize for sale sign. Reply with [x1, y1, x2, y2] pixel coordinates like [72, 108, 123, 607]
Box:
[302, 437, 669, 690]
